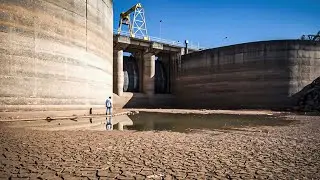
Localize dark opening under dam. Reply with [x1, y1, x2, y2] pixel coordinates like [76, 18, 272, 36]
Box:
[123, 56, 139, 92]
[123, 56, 168, 94]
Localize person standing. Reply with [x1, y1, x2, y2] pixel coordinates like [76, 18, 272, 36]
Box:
[106, 96, 112, 115]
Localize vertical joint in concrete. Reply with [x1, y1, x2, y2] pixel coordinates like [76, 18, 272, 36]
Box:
[113, 49, 124, 96]
[143, 53, 156, 96]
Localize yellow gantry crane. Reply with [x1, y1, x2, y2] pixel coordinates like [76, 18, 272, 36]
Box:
[117, 3, 149, 40]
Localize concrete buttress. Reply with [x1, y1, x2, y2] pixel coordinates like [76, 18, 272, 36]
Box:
[143, 53, 156, 97]
[113, 50, 124, 96]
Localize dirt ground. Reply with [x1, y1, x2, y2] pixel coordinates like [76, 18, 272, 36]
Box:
[0, 112, 319, 179]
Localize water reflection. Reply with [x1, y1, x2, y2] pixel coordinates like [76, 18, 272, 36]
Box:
[106, 117, 112, 130]
[114, 115, 133, 130]
[6, 113, 297, 132]
[127, 112, 297, 133]
[105, 115, 134, 131]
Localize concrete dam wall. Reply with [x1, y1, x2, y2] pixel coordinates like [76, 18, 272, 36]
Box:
[113, 54, 173, 109]
[174, 40, 320, 109]
[0, 0, 113, 111]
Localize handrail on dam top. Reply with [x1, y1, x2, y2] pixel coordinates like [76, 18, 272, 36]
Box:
[114, 29, 205, 50]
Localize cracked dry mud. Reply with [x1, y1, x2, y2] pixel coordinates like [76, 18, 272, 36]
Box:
[0, 115, 319, 180]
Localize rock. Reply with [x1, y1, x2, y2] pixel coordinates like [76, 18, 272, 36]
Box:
[295, 77, 320, 112]
[97, 170, 109, 177]
[147, 174, 164, 179]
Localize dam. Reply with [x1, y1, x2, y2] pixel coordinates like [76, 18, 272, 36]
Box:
[1, 2, 320, 180]
[0, 0, 113, 111]
[113, 38, 320, 110]
[0, 1, 319, 112]
[175, 40, 320, 109]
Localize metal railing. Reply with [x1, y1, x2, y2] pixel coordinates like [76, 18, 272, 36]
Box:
[114, 29, 205, 50]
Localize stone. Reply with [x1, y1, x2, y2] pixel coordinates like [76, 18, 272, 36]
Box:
[97, 170, 108, 177]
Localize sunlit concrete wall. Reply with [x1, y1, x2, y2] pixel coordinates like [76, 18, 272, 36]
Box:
[174, 40, 320, 109]
[0, 0, 113, 111]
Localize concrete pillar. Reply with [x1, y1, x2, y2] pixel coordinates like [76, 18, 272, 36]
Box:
[113, 49, 124, 96]
[143, 53, 156, 96]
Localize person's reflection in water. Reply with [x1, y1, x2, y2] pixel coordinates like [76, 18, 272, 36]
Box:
[89, 118, 92, 123]
[106, 117, 112, 130]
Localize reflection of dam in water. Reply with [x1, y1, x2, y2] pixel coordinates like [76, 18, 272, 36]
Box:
[5, 113, 297, 132]
[5, 116, 133, 131]
[127, 112, 297, 132]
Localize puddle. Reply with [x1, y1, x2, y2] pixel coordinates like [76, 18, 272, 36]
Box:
[3, 112, 297, 133]
[4, 116, 132, 131]
[126, 112, 297, 133]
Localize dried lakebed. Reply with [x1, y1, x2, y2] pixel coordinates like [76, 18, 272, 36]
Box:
[0, 113, 319, 179]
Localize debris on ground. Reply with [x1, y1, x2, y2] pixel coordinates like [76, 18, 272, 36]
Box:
[295, 77, 320, 112]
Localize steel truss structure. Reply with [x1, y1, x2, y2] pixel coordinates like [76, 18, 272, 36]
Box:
[117, 3, 149, 40]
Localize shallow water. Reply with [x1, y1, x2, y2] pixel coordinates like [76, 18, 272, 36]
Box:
[126, 112, 297, 132]
[4, 112, 297, 133]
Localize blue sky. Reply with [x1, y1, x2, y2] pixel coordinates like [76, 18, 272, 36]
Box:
[113, 0, 320, 48]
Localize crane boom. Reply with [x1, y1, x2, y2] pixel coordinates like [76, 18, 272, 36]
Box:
[121, 3, 142, 17]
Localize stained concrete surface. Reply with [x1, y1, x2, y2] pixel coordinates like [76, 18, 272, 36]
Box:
[0, 0, 113, 111]
[175, 40, 320, 110]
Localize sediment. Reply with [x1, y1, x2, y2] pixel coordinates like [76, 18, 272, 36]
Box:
[0, 114, 319, 179]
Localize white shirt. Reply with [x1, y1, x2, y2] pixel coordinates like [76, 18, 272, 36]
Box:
[106, 99, 112, 108]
